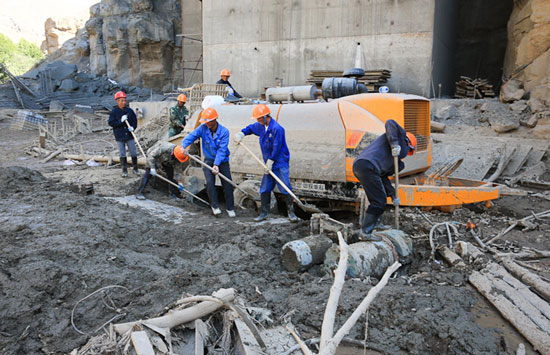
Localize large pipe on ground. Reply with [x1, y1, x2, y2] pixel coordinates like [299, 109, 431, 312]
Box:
[266, 85, 319, 103]
[322, 77, 368, 99]
[281, 235, 333, 272]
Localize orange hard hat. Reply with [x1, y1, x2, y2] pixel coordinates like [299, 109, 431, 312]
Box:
[251, 104, 270, 120]
[200, 107, 219, 123]
[406, 132, 417, 156]
[220, 69, 231, 77]
[114, 91, 126, 100]
[177, 94, 187, 103]
[173, 145, 189, 163]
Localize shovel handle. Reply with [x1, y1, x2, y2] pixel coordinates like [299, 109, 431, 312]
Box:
[186, 153, 253, 198]
[238, 141, 303, 206]
[124, 120, 147, 158]
[154, 173, 210, 206]
[394, 155, 400, 229]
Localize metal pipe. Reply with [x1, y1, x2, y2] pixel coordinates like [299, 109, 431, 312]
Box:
[266, 85, 318, 103]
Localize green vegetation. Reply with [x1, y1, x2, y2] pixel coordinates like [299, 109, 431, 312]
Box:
[0, 33, 44, 81]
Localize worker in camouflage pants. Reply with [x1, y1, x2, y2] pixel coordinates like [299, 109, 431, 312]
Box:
[169, 94, 189, 137]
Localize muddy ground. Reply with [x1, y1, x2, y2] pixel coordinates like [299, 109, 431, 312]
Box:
[0, 109, 549, 355]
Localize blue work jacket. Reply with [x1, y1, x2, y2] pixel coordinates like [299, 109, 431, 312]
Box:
[181, 123, 230, 166]
[241, 118, 290, 169]
[108, 106, 137, 142]
[354, 119, 410, 176]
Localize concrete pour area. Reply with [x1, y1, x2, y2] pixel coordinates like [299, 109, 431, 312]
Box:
[0, 106, 549, 354]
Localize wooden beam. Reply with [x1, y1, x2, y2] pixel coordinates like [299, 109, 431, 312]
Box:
[131, 331, 155, 355]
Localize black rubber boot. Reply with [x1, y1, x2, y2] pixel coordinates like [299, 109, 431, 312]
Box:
[254, 193, 270, 222]
[360, 213, 382, 241]
[121, 157, 128, 177]
[136, 173, 149, 200]
[286, 195, 300, 222]
[131, 156, 140, 176]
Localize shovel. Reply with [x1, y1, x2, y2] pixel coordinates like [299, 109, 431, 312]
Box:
[123, 119, 210, 206]
[237, 141, 322, 213]
[185, 153, 255, 200]
[394, 155, 400, 229]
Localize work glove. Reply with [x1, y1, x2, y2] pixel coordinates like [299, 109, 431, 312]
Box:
[212, 165, 219, 175]
[121, 115, 128, 123]
[128, 126, 134, 132]
[265, 159, 274, 173]
[178, 183, 185, 191]
[234, 131, 245, 143]
[391, 144, 401, 157]
[150, 168, 157, 176]
[392, 197, 401, 206]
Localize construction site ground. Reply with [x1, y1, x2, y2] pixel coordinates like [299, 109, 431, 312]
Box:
[0, 103, 549, 355]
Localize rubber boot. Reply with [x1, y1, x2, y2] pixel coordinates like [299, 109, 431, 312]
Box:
[360, 213, 382, 241]
[136, 174, 149, 200]
[121, 157, 128, 177]
[375, 216, 392, 231]
[254, 193, 270, 222]
[132, 156, 140, 176]
[286, 195, 300, 222]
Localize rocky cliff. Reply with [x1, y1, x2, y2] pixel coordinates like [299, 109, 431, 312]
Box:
[503, 0, 550, 104]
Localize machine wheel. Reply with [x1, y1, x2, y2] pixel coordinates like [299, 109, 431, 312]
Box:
[235, 180, 276, 211]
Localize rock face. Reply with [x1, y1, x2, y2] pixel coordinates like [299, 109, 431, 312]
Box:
[503, 0, 550, 107]
[41, 17, 86, 55]
[84, 0, 182, 91]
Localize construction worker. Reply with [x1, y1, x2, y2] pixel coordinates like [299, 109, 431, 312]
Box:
[180, 107, 236, 217]
[234, 104, 299, 222]
[169, 94, 188, 137]
[136, 142, 188, 200]
[352, 119, 417, 241]
[216, 69, 242, 99]
[108, 91, 140, 177]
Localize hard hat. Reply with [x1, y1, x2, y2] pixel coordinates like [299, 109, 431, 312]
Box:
[200, 107, 219, 123]
[173, 145, 189, 163]
[406, 132, 417, 156]
[114, 91, 126, 100]
[251, 104, 270, 120]
[220, 69, 231, 77]
[177, 94, 187, 103]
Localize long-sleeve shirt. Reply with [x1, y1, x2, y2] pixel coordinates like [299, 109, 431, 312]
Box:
[354, 119, 410, 177]
[108, 106, 137, 142]
[169, 105, 188, 132]
[181, 123, 230, 166]
[146, 141, 184, 181]
[216, 79, 242, 98]
[241, 118, 290, 169]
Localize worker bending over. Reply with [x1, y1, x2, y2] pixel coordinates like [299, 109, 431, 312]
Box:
[169, 94, 188, 137]
[108, 91, 140, 177]
[353, 119, 416, 241]
[217, 69, 242, 99]
[234, 104, 299, 222]
[181, 108, 236, 217]
[136, 142, 188, 200]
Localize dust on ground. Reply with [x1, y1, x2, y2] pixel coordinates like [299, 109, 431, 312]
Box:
[0, 105, 548, 354]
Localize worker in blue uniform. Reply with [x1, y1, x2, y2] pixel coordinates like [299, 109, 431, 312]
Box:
[181, 107, 235, 217]
[234, 104, 299, 222]
[352, 119, 417, 241]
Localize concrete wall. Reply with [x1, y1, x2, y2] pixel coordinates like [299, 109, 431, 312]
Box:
[202, 0, 436, 97]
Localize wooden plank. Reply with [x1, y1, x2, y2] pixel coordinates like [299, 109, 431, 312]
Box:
[501, 258, 550, 301]
[487, 262, 550, 320]
[194, 319, 208, 355]
[469, 271, 550, 354]
[525, 147, 548, 167]
[502, 145, 533, 176]
[131, 331, 155, 355]
[234, 318, 263, 355]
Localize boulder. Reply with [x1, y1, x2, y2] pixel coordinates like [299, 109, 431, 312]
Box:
[433, 105, 458, 120]
[58, 79, 79, 92]
[527, 98, 546, 113]
[500, 79, 525, 103]
[532, 117, 550, 139]
[509, 100, 528, 112]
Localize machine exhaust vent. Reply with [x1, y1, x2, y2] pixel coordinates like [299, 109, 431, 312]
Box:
[403, 100, 430, 151]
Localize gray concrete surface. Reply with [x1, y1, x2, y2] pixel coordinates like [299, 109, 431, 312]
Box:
[202, 0, 436, 97]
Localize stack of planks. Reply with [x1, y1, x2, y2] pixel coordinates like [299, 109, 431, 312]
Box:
[307, 69, 391, 92]
[454, 76, 495, 99]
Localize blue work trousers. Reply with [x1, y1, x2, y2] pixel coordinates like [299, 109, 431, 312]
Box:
[203, 160, 235, 210]
[353, 159, 387, 216]
[260, 166, 292, 194]
[117, 139, 137, 158]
